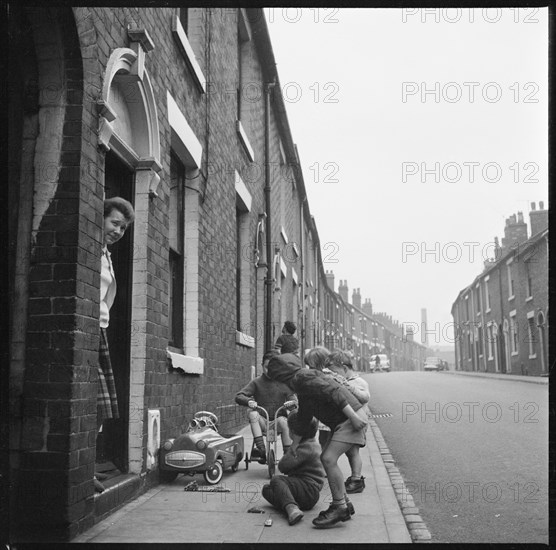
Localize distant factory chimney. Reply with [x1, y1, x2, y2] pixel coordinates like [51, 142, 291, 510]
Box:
[421, 308, 428, 345]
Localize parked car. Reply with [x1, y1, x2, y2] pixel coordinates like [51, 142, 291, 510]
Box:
[370, 354, 391, 372]
[423, 357, 444, 371]
[159, 411, 244, 484]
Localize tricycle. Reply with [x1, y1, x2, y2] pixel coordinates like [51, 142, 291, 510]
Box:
[244, 401, 296, 478]
[159, 411, 244, 485]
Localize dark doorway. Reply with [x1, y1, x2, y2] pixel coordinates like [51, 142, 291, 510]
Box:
[498, 326, 506, 374]
[98, 151, 135, 473]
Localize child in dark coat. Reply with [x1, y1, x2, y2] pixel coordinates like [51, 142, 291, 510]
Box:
[261, 412, 325, 525]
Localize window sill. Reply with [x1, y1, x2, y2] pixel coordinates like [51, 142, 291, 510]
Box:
[167, 350, 204, 374]
[526, 296, 533, 302]
[528, 354, 537, 359]
[236, 120, 255, 161]
[511, 351, 519, 357]
[236, 331, 255, 348]
[485, 308, 491, 314]
[508, 295, 515, 301]
[172, 16, 206, 93]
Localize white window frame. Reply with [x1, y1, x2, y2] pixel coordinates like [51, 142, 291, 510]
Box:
[506, 258, 515, 301]
[509, 310, 518, 355]
[172, 13, 207, 93]
[484, 275, 491, 312]
[235, 171, 254, 348]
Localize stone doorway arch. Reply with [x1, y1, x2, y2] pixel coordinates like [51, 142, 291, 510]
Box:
[98, 32, 161, 474]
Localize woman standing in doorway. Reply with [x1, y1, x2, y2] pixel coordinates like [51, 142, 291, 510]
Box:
[96, 197, 135, 492]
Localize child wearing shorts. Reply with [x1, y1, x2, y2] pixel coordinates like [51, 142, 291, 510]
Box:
[267, 352, 368, 529]
[261, 412, 325, 525]
[325, 350, 370, 494]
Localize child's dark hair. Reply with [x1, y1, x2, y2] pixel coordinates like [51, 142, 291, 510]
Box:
[287, 411, 318, 440]
[283, 321, 297, 335]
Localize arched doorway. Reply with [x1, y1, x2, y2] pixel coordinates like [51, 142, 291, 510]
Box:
[97, 40, 162, 474]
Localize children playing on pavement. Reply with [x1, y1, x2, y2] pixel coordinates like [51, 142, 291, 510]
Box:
[235, 350, 296, 463]
[261, 412, 325, 526]
[266, 350, 368, 529]
[325, 350, 370, 494]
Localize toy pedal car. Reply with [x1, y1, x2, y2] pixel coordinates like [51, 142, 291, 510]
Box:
[159, 411, 244, 485]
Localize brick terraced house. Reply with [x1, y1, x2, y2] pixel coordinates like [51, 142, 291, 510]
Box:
[7, 7, 430, 541]
[451, 203, 548, 376]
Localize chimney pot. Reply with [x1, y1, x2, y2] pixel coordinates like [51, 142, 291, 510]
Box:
[531, 202, 536, 211]
[539, 201, 544, 210]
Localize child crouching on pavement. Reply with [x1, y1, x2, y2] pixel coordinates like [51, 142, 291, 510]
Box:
[262, 412, 325, 525]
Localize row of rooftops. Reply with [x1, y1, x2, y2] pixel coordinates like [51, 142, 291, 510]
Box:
[452, 201, 548, 310]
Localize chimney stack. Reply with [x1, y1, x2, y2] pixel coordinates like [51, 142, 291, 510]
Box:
[529, 201, 548, 236]
[501, 212, 528, 251]
[363, 299, 373, 317]
[325, 270, 335, 292]
[352, 288, 361, 309]
[338, 280, 349, 303]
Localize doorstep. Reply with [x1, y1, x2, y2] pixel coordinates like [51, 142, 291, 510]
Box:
[94, 474, 144, 521]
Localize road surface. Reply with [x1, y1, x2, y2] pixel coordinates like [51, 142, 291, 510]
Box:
[365, 371, 548, 544]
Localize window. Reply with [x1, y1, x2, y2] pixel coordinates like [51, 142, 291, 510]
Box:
[465, 295, 470, 321]
[467, 331, 472, 359]
[235, 171, 254, 346]
[172, 9, 206, 92]
[166, 90, 203, 372]
[179, 8, 189, 35]
[527, 312, 536, 358]
[477, 323, 483, 357]
[525, 262, 533, 299]
[236, 8, 255, 161]
[487, 324, 494, 360]
[507, 261, 514, 299]
[484, 276, 491, 311]
[475, 285, 481, 314]
[168, 153, 185, 349]
[510, 312, 518, 354]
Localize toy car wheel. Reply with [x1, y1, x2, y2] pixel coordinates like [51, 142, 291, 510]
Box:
[231, 453, 242, 472]
[204, 460, 223, 484]
[159, 469, 179, 483]
[267, 449, 276, 478]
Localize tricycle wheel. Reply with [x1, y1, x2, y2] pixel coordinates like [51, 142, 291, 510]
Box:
[159, 470, 179, 483]
[267, 449, 276, 478]
[204, 460, 224, 484]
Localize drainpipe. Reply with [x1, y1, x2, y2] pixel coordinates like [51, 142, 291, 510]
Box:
[264, 80, 275, 352]
[299, 195, 306, 359]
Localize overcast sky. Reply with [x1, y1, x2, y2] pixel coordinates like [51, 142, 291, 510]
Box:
[265, 7, 549, 347]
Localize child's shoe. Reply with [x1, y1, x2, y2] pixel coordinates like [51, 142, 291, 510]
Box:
[286, 505, 304, 525]
[345, 476, 365, 494]
[312, 503, 351, 528]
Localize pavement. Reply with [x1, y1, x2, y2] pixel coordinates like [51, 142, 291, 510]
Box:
[439, 369, 549, 384]
[74, 420, 412, 544]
